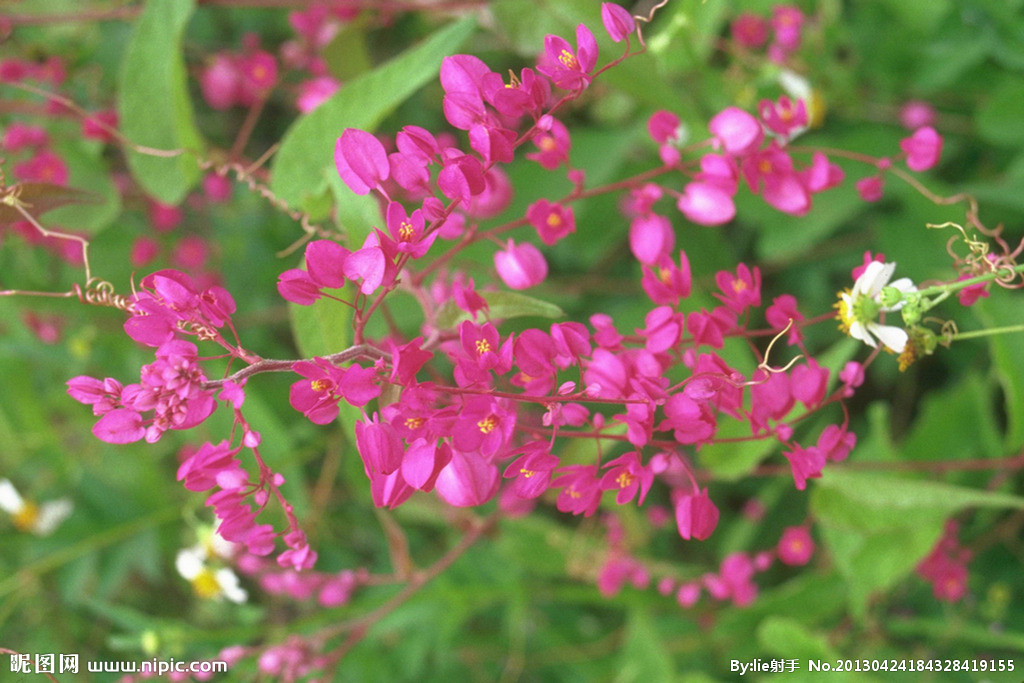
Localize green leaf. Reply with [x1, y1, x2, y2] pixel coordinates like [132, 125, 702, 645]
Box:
[117, 0, 203, 204]
[287, 285, 354, 359]
[270, 17, 476, 215]
[815, 469, 1024, 513]
[757, 616, 839, 661]
[976, 76, 1024, 147]
[435, 291, 565, 330]
[44, 139, 122, 233]
[615, 607, 674, 683]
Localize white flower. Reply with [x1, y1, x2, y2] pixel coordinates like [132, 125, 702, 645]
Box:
[837, 261, 916, 353]
[0, 478, 72, 535]
[176, 546, 247, 603]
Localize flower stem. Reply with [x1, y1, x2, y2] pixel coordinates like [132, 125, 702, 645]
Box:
[914, 262, 1024, 298]
[948, 323, 1024, 342]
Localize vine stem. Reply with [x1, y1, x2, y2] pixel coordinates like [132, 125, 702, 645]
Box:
[201, 343, 390, 389]
[318, 511, 498, 668]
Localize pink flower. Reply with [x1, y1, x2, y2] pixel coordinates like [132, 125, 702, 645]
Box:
[900, 126, 942, 172]
[800, 152, 844, 192]
[494, 240, 547, 290]
[790, 359, 828, 407]
[674, 488, 719, 540]
[526, 118, 571, 170]
[13, 150, 68, 185]
[200, 55, 241, 110]
[629, 213, 675, 265]
[956, 273, 990, 306]
[383, 202, 437, 259]
[758, 95, 807, 138]
[334, 128, 389, 196]
[344, 238, 391, 296]
[2, 122, 48, 151]
[355, 413, 405, 475]
[599, 451, 654, 505]
[783, 444, 825, 490]
[601, 3, 635, 42]
[537, 24, 598, 91]
[400, 439, 451, 492]
[503, 442, 559, 499]
[296, 76, 340, 113]
[740, 143, 810, 215]
[434, 450, 500, 507]
[641, 251, 692, 305]
[553, 465, 603, 516]
[709, 106, 763, 156]
[714, 263, 761, 313]
[526, 199, 576, 245]
[277, 269, 321, 305]
[899, 100, 936, 130]
[855, 176, 884, 202]
[82, 110, 118, 143]
[149, 201, 184, 232]
[130, 237, 160, 268]
[731, 13, 768, 48]
[304, 239, 350, 289]
[777, 526, 814, 566]
[203, 173, 233, 202]
[647, 110, 681, 145]
[677, 182, 736, 225]
[765, 294, 804, 344]
[238, 50, 278, 104]
[771, 5, 804, 51]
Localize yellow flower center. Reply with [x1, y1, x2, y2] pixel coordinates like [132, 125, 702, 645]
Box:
[399, 221, 414, 241]
[732, 279, 747, 293]
[477, 416, 497, 434]
[520, 468, 536, 479]
[558, 49, 579, 70]
[658, 267, 673, 285]
[404, 417, 425, 429]
[191, 569, 222, 599]
[12, 501, 39, 532]
[615, 472, 634, 489]
[546, 213, 563, 228]
[475, 339, 492, 355]
[311, 378, 332, 393]
[539, 136, 557, 152]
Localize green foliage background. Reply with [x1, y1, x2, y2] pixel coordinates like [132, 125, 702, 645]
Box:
[2, 0, 1024, 680]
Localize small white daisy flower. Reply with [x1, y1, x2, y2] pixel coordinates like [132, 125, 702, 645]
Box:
[0, 478, 72, 535]
[176, 546, 247, 603]
[836, 261, 916, 353]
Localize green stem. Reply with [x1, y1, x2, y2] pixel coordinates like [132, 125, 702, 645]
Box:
[914, 262, 1024, 298]
[949, 323, 1024, 342]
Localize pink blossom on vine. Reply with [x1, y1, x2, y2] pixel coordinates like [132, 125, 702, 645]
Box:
[334, 128, 390, 196]
[527, 117, 571, 170]
[400, 439, 451, 491]
[537, 24, 598, 91]
[770, 5, 805, 52]
[601, 3, 636, 43]
[677, 181, 736, 226]
[715, 263, 762, 313]
[304, 239, 350, 289]
[899, 100, 936, 130]
[503, 442, 559, 499]
[759, 95, 807, 138]
[13, 150, 68, 185]
[685, 307, 736, 349]
[800, 152, 844, 192]
[355, 412, 405, 475]
[438, 150, 487, 201]
[277, 269, 322, 305]
[203, 173, 233, 202]
[740, 142, 810, 215]
[81, 109, 118, 143]
[900, 126, 943, 172]
[495, 240, 548, 290]
[783, 444, 825, 490]
[344, 235, 392, 295]
[917, 520, 971, 602]
[626, 214, 675, 264]
[387, 337, 432, 386]
[709, 106, 763, 156]
[639, 306, 683, 354]
[66, 376, 125, 415]
[641, 251, 693, 305]
[839, 361, 865, 397]
[790, 359, 829, 407]
[200, 55, 241, 110]
[527, 200, 577, 245]
[749, 370, 793, 434]
[296, 76, 340, 113]
[554, 464, 603, 516]
[383, 201, 437, 259]
[368, 467, 415, 509]
[674, 487, 719, 540]
[600, 451, 654, 505]
[777, 526, 815, 565]
[766, 294, 804, 344]
[662, 393, 716, 445]
[434, 449, 500, 507]
[815, 424, 856, 462]
[148, 200, 184, 232]
[2, 122, 48, 151]
[956, 274, 990, 306]
[647, 110, 681, 145]
[732, 15, 767, 49]
[855, 175, 884, 202]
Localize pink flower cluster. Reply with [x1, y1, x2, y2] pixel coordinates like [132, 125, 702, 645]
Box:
[916, 520, 971, 602]
[730, 5, 806, 64]
[67, 340, 215, 444]
[200, 47, 278, 110]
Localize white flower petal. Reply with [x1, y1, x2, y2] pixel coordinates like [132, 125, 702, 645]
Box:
[848, 321, 876, 347]
[175, 548, 204, 580]
[34, 499, 73, 535]
[865, 262, 896, 297]
[0, 479, 24, 514]
[216, 568, 248, 604]
[870, 323, 908, 353]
